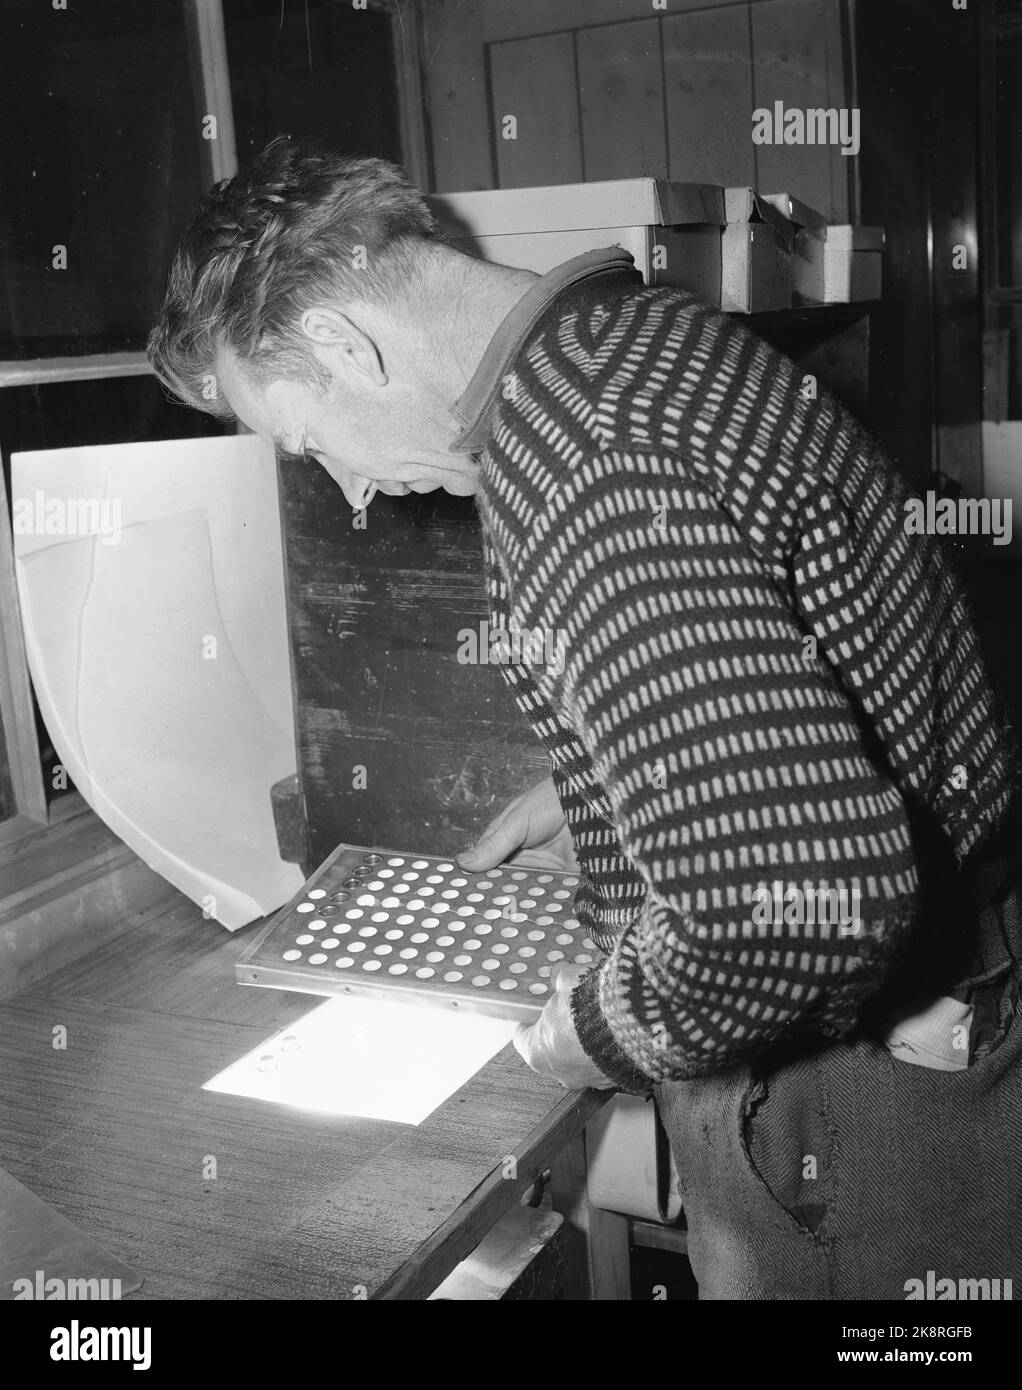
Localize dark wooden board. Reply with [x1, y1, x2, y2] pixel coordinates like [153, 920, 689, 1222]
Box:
[276, 456, 548, 871]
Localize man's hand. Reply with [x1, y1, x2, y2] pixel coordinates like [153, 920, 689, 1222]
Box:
[457, 776, 579, 873]
[459, 784, 610, 1087]
[513, 964, 616, 1091]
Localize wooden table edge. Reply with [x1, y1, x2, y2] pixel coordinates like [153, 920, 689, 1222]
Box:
[372, 1085, 612, 1300]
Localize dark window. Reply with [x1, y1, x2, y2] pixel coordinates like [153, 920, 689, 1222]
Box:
[0, 376, 232, 461]
[0, 0, 202, 360]
[223, 0, 401, 162]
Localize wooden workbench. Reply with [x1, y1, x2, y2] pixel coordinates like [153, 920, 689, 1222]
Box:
[0, 840, 619, 1300]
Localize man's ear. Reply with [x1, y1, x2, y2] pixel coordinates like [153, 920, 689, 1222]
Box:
[299, 307, 388, 388]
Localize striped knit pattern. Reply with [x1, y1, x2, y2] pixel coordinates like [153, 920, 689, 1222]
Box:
[475, 275, 1020, 1094]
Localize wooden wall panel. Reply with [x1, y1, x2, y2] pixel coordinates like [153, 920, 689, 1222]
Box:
[490, 33, 584, 188]
[420, 0, 494, 192]
[425, 0, 851, 205]
[576, 19, 668, 180]
[479, 0, 753, 43]
[821, 0, 852, 221]
[750, 0, 849, 220]
[663, 4, 756, 186]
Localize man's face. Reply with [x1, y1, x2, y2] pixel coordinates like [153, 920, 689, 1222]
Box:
[215, 345, 479, 509]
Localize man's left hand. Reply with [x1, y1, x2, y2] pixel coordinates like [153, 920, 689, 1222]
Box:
[513, 964, 616, 1090]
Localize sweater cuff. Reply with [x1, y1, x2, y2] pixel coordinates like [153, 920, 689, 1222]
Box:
[570, 965, 656, 1095]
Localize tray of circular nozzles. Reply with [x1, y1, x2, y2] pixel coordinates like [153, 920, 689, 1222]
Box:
[235, 843, 598, 1022]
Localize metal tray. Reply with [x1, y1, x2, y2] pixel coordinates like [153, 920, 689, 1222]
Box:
[235, 843, 595, 1022]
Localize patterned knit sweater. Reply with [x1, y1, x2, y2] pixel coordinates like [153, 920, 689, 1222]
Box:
[472, 266, 1020, 1095]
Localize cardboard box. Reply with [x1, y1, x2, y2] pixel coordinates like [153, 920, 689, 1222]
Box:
[793, 225, 884, 303]
[428, 178, 726, 305]
[761, 191, 829, 237]
[720, 187, 795, 313]
[723, 187, 797, 247]
[822, 224, 885, 252]
[721, 221, 793, 313]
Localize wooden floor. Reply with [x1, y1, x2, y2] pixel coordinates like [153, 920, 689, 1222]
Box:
[0, 827, 603, 1299]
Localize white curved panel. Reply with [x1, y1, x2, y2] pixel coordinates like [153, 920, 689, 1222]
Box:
[12, 435, 305, 929]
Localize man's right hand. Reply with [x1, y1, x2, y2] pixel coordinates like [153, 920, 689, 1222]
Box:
[457, 776, 579, 873]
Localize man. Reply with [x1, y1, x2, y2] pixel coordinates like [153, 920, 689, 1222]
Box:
[149, 136, 1022, 1299]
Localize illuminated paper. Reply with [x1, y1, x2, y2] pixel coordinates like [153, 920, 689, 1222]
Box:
[203, 995, 516, 1124]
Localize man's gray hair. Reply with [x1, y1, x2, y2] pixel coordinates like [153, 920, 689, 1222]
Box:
[147, 135, 440, 417]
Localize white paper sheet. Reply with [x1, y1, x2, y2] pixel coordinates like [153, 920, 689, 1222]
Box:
[204, 996, 516, 1124]
[11, 434, 305, 928]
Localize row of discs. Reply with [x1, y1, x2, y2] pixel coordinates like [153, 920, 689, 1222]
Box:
[277, 851, 597, 997]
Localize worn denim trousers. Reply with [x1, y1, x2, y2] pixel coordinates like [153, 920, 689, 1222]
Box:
[656, 853, 1022, 1300]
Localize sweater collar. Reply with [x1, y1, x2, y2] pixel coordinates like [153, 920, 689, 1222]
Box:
[449, 247, 638, 454]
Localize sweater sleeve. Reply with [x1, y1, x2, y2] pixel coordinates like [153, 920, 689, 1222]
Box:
[519, 448, 922, 1092]
[548, 758, 648, 942]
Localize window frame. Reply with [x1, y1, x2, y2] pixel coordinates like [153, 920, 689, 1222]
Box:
[0, 0, 428, 824]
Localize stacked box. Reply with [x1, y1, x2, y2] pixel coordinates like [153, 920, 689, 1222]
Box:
[792, 224, 885, 304]
[428, 178, 726, 305]
[720, 187, 796, 313]
[762, 190, 884, 304]
[428, 180, 883, 313]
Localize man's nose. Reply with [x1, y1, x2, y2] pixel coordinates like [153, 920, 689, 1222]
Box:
[340, 476, 377, 510]
[319, 457, 377, 510]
